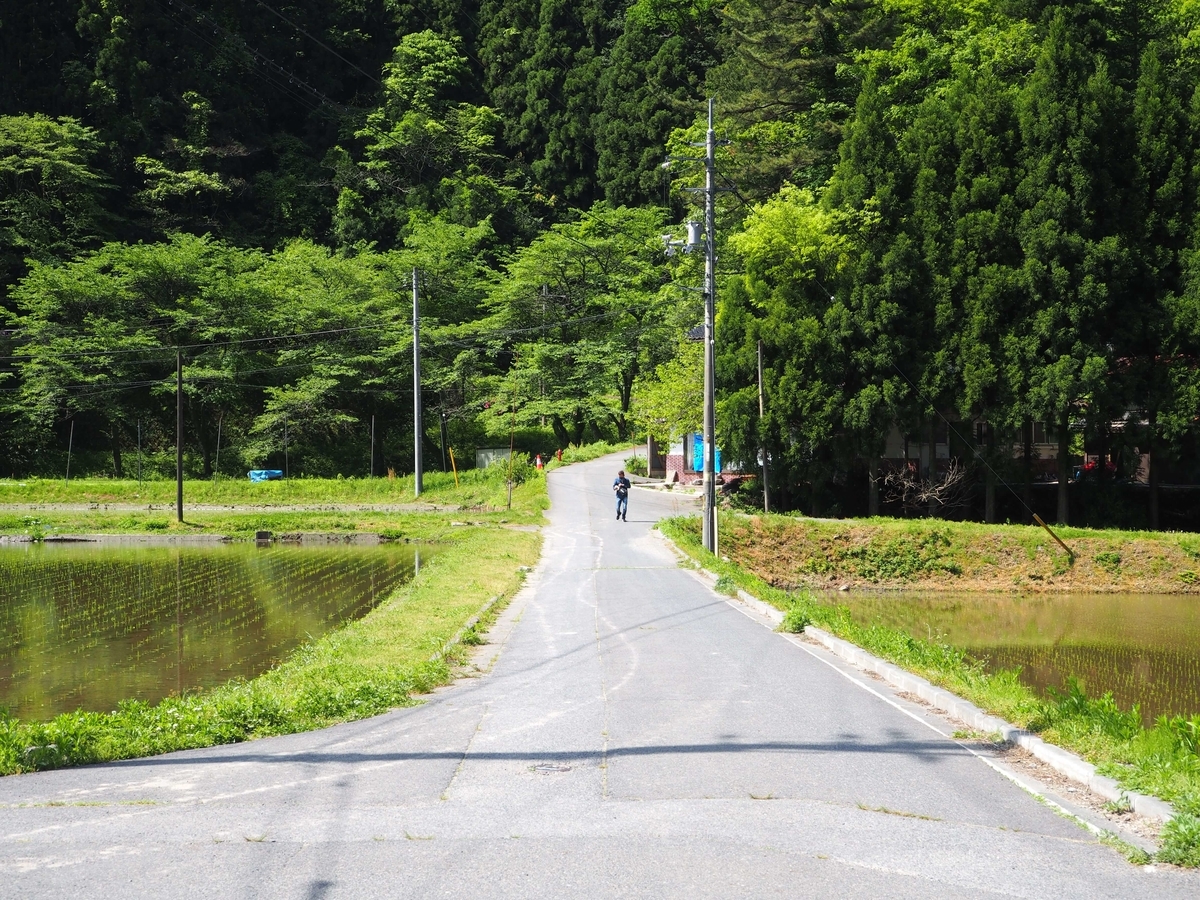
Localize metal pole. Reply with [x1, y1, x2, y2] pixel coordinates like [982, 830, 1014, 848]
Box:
[137, 419, 142, 485]
[758, 339, 769, 514]
[440, 411, 448, 472]
[702, 98, 717, 554]
[176, 350, 183, 522]
[413, 268, 424, 497]
[370, 414, 376, 477]
[65, 419, 75, 486]
[283, 414, 289, 481]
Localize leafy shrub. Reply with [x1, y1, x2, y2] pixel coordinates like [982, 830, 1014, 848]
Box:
[1035, 678, 1142, 741]
[781, 605, 812, 634]
[624, 454, 648, 476]
[1160, 795, 1200, 866]
[490, 456, 537, 485]
[837, 530, 961, 581]
[1094, 551, 1121, 574]
[558, 441, 628, 465]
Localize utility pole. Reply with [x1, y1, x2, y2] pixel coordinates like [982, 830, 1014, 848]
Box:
[758, 339, 769, 513]
[662, 99, 724, 553]
[701, 98, 717, 554]
[413, 268, 423, 497]
[176, 350, 183, 522]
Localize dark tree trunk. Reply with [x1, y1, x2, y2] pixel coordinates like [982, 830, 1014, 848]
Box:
[110, 428, 124, 479]
[926, 417, 938, 518]
[1056, 410, 1070, 525]
[550, 414, 570, 447]
[1097, 424, 1110, 486]
[1023, 418, 1033, 523]
[984, 422, 996, 524]
[1148, 412, 1160, 531]
[616, 367, 636, 441]
[187, 396, 213, 478]
[196, 420, 213, 478]
[868, 456, 879, 517]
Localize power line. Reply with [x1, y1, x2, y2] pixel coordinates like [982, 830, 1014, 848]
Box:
[0, 308, 640, 365]
[252, 0, 381, 86]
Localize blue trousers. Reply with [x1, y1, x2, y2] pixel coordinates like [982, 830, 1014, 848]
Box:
[616, 494, 628, 518]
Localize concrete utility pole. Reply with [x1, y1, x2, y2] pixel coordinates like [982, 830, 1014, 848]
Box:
[176, 350, 183, 522]
[413, 268, 423, 497]
[662, 99, 725, 554]
[758, 339, 769, 514]
[701, 99, 717, 554]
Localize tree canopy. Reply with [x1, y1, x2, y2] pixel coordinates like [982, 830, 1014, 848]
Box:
[3, 0, 1200, 529]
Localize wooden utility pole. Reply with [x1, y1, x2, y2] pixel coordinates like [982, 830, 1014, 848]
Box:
[176, 350, 183, 522]
[758, 339, 769, 513]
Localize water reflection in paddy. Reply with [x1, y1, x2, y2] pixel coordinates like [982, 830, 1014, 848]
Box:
[817, 591, 1200, 725]
[0, 542, 427, 721]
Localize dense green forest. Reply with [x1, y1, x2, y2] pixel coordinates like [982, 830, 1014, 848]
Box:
[3, 0, 1200, 529]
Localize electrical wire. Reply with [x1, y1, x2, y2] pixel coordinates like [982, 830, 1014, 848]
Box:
[0, 308, 641, 366]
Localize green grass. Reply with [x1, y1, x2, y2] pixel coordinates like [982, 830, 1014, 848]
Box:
[544, 440, 635, 470]
[0, 467, 541, 508]
[0, 523, 541, 774]
[661, 514, 1200, 865]
[0, 468, 549, 539]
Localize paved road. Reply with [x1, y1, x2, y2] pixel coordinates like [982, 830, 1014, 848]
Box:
[0, 453, 1195, 898]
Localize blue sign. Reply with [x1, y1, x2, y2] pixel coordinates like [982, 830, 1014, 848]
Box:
[691, 433, 721, 473]
[248, 470, 284, 482]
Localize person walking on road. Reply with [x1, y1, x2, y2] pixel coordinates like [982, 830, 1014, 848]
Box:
[613, 469, 631, 521]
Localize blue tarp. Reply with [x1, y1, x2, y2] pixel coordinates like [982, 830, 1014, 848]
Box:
[248, 470, 284, 482]
[691, 433, 721, 474]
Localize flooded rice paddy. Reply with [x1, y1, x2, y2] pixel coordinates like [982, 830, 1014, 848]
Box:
[0, 542, 426, 721]
[821, 591, 1200, 724]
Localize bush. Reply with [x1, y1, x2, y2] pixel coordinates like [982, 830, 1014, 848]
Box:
[624, 454, 648, 476]
[489, 455, 537, 485]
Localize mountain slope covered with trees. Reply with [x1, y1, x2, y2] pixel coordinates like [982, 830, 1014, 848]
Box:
[3, 0, 1200, 529]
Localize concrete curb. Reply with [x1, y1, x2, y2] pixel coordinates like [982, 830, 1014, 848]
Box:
[659, 532, 1177, 824]
[429, 594, 503, 664]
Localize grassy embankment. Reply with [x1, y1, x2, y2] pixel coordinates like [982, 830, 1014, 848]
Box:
[0, 466, 548, 775]
[0, 467, 546, 540]
[662, 513, 1200, 866]
[716, 513, 1200, 594]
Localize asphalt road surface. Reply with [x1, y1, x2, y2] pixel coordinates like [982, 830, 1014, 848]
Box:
[1, 453, 1196, 898]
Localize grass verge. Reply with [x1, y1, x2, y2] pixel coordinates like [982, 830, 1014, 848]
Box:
[715, 512, 1200, 594]
[662, 514, 1200, 865]
[0, 468, 526, 507]
[544, 440, 636, 470]
[0, 515, 541, 775]
[0, 470, 548, 539]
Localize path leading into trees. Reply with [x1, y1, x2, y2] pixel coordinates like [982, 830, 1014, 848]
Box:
[0, 453, 1195, 898]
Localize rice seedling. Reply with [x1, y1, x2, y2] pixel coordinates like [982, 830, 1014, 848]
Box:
[0, 543, 428, 721]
